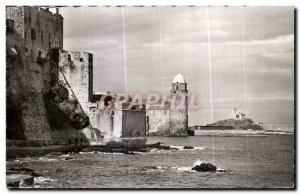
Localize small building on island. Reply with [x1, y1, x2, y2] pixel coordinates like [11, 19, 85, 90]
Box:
[234, 108, 246, 120]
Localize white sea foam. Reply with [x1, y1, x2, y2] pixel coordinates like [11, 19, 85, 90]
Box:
[216, 168, 226, 172]
[142, 165, 167, 173]
[59, 154, 70, 157]
[38, 157, 58, 162]
[134, 152, 146, 155]
[172, 160, 227, 174]
[102, 152, 124, 155]
[79, 151, 95, 155]
[150, 148, 161, 153]
[35, 176, 56, 183]
[172, 166, 194, 172]
[193, 160, 205, 166]
[170, 145, 184, 150]
[34, 176, 56, 187]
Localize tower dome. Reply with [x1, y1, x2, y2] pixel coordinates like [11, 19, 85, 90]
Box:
[172, 73, 186, 83]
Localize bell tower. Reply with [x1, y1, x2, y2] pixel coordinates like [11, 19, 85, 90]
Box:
[169, 74, 188, 136]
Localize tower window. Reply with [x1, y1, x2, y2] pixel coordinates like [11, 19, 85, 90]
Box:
[176, 84, 178, 90]
[30, 49, 33, 58]
[68, 54, 71, 61]
[31, 29, 36, 40]
[49, 33, 51, 48]
[41, 30, 43, 42]
[80, 57, 83, 62]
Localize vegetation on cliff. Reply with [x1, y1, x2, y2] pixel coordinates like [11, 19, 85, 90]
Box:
[43, 83, 89, 130]
[207, 118, 264, 130]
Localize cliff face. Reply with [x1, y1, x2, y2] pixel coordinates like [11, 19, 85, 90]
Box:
[6, 31, 89, 141]
[207, 118, 264, 130]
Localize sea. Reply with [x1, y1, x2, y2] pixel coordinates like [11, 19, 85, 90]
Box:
[7, 125, 295, 189]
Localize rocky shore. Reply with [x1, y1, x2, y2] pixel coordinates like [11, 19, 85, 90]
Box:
[6, 140, 187, 188]
[6, 140, 183, 160]
[7, 167, 42, 188]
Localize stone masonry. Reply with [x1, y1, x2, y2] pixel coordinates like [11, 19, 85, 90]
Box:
[6, 6, 63, 60]
[59, 51, 93, 114]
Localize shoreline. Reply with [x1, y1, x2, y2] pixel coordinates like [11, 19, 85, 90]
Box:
[7, 131, 293, 160]
[193, 129, 293, 137]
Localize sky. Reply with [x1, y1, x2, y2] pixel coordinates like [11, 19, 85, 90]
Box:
[59, 6, 294, 125]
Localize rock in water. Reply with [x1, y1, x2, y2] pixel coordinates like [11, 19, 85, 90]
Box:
[183, 146, 194, 149]
[64, 157, 74, 160]
[191, 163, 217, 172]
[7, 174, 34, 188]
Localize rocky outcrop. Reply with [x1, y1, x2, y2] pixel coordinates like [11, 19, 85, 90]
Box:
[183, 146, 194, 149]
[43, 84, 89, 131]
[207, 118, 264, 130]
[6, 167, 42, 188]
[192, 163, 217, 172]
[7, 174, 34, 188]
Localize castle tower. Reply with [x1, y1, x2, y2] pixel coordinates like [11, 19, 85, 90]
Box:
[169, 74, 188, 136]
[59, 51, 93, 114]
[6, 6, 63, 60]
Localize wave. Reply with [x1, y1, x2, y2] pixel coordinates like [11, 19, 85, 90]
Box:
[103, 152, 124, 155]
[133, 152, 146, 155]
[172, 166, 227, 174]
[100, 152, 124, 155]
[172, 160, 227, 174]
[21, 157, 37, 162]
[38, 157, 59, 162]
[193, 160, 204, 166]
[79, 151, 95, 155]
[34, 176, 56, 188]
[149, 148, 162, 153]
[34, 176, 56, 183]
[59, 154, 70, 157]
[172, 166, 195, 172]
[140, 165, 168, 173]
